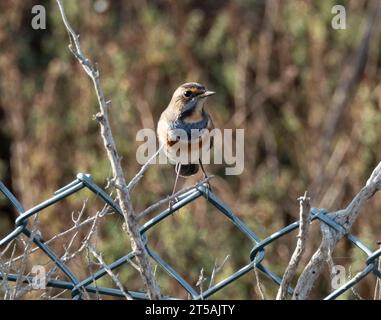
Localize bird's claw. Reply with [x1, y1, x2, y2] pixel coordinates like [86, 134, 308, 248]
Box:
[203, 178, 212, 192]
[168, 197, 179, 210]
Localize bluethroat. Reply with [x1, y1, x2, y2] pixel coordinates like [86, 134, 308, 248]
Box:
[157, 82, 215, 196]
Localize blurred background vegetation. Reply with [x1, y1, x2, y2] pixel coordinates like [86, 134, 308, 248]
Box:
[0, 0, 381, 299]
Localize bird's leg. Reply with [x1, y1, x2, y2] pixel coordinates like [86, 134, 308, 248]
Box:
[199, 159, 212, 193]
[169, 162, 181, 209]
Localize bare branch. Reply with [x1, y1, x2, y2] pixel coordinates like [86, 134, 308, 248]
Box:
[7, 201, 113, 266]
[11, 215, 40, 299]
[56, 0, 161, 299]
[374, 243, 381, 300]
[196, 268, 206, 298]
[253, 267, 265, 300]
[208, 255, 230, 289]
[127, 145, 163, 192]
[88, 246, 132, 300]
[293, 161, 381, 299]
[277, 191, 311, 300]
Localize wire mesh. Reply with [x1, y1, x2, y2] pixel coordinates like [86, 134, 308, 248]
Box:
[0, 173, 380, 300]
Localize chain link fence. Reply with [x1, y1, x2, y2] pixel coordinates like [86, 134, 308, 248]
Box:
[0, 173, 380, 299]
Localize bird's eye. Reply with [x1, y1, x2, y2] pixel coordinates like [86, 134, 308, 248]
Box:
[183, 90, 192, 98]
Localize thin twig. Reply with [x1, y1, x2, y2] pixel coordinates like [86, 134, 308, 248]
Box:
[208, 255, 230, 289]
[196, 268, 206, 298]
[348, 266, 365, 300]
[88, 245, 132, 300]
[86, 247, 101, 300]
[277, 191, 311, 300]
[253, 267, 265, 300]
[373, 243, 381, 300]
[127, 145, 163, 192]
[7, 203, 113, 266]
[11, 215, 40, 299]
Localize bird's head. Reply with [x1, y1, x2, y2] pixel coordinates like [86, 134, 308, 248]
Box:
[169, 82, 215, 119]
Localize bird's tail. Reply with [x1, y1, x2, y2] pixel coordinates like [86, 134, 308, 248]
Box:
[177, 164, 199, 177]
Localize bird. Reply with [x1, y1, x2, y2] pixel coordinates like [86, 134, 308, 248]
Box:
[157, 82, 215, 196]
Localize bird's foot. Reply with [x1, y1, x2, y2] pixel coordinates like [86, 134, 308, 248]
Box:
[168, 197, 179, 211]
[201, 179, 213, 200]
[205, 180, 212, 192]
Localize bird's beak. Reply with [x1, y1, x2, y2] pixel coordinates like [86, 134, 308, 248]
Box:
[199, 90, 215, 98]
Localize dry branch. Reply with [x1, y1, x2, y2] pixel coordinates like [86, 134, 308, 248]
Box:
[56, 0, 160, 299]
[88, 246, 132, 300]
[276, 191, 311, 300]
[293, 161, 381, 299]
